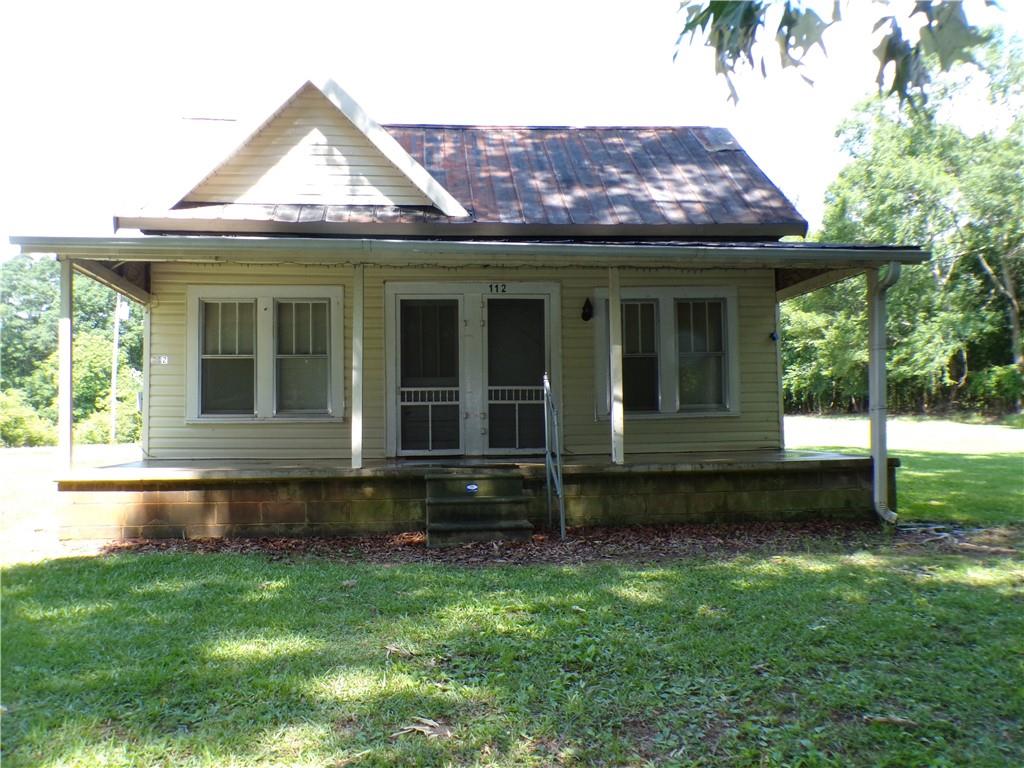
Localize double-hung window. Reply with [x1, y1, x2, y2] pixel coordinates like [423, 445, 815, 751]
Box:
[595, 287, 739, 417]
[186, 286, 344, 421]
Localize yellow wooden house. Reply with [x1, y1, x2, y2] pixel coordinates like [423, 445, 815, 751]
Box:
[13, 80, 924, 544]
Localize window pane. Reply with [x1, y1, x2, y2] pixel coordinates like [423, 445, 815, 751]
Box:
[237, 302, 255, 355]
[277, 302, 294, 355]
[624, 356, 659, 411]
[623, 302, 639, 355]
[202, 302, 220, 354]
[707, 300, 724, 353]
[202, 358, 254, 414]
[311, 302, 328, 355]
[221, 302, 239, 354]
[692, 301, 708, 353]
[677, 301, 693, 354]
[277, 357, 328, 412]
[640, 302, 656, 354]
[679, 355, 725, 408]
[294, 302, 311, 354]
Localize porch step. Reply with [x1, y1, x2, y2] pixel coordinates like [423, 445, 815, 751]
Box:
[425, 472, 534, 547]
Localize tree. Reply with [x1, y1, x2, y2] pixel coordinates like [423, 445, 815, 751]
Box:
[1, 254, 143, 393]
[782, 37, 1023, 413]
[676, 0, 996, 106]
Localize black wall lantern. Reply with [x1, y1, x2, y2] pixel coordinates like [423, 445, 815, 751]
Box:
[581, 297, 594, 322]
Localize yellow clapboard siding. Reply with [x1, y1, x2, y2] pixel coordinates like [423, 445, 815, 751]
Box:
[183, 85, 432, 207]
[145, 261, 781, 460]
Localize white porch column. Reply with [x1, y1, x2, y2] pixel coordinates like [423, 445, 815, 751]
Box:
[58, 256, 74, 467]
[608, 267, 625, 464]
[350, 264, 365, 469]
[867, 263, 901, 523]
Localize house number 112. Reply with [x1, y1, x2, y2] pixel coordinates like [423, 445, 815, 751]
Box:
[489, 283, 507, 293]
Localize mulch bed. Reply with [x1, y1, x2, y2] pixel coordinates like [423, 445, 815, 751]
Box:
[103, 520, 911, 566]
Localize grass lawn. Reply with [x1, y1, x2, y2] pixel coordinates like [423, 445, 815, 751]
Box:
[805, 448, 1024, 528]
[3, 549, 1023, 767]
[3, 429, 1022, 766]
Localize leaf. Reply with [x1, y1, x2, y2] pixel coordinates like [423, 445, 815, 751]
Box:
[340, 579, 357, 588]
[384, 643, 414, 658]
[917, 1, 990, 71]
[390, 716, 453, 739]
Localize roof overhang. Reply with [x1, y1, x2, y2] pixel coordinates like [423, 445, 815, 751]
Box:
[12, 234, 928, 272]
[114, 213, 807, 240]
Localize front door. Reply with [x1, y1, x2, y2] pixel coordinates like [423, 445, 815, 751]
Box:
[387, 282, 559, 457]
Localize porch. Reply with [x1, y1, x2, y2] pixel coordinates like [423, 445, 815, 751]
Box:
[56, 450, 897, 540]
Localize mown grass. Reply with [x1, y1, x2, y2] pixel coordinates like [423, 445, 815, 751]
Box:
[3, 550, 1022, 767]
[808, 448, 1024, 528]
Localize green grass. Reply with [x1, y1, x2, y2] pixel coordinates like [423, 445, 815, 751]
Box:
[808, 448, 1024, 528]
[3, 551, 1023, 767]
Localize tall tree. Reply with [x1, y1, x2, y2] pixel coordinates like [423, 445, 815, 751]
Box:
[783, 36, 1023, 412]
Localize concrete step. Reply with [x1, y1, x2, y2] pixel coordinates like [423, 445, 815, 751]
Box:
[427, 519, 533, 548]
[426, 497, 530, 525]
[425, 473, 524, 500]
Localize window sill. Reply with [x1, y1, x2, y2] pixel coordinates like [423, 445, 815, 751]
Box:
[596, 409, 741, 422]
[186, 416, 345, 425]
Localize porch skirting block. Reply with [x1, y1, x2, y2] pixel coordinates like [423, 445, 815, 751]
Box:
[55, 452, 897, 540]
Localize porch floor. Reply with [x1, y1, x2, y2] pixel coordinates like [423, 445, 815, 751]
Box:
[60, 449, 876, 484]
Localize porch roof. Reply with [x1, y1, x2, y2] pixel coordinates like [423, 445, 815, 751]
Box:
[12, 234, 927, 272]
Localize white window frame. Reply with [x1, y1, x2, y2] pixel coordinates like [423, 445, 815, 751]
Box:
[185, 285, 344, 422]
[593, 286, 740, 419]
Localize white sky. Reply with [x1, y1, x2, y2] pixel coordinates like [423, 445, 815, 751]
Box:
[1, 0, 1020, 259]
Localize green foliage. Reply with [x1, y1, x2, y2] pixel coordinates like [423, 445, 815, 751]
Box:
[1, 254, 144, 440]
[24, 329, 140, 423]
[785, 36, 1023, 413]
[0, 389, 56, 447]
[963, 364, 1024, 413]
[73, 401, 142, 445]
[676, 1, 994, 106]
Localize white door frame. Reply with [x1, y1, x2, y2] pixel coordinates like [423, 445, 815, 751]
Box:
[384, 281, 561, 457]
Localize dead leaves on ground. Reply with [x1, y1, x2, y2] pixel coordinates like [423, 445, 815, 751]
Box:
[390, 716, 453, 740]
[101, 520, 902, 566]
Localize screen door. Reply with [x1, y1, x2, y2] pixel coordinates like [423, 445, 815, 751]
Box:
[486, 298, 546, 451]
[399, 299, 461, 453]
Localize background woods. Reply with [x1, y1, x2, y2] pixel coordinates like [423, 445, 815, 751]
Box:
[782, 36, 1024, 414]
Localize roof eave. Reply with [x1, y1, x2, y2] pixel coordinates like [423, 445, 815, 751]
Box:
[112, 214, 808, 240]
[11, 234, 928, 270]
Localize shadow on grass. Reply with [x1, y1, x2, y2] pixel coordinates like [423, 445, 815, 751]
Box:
[810, 447, 1023, 528]
[3, 550, 1022, 767]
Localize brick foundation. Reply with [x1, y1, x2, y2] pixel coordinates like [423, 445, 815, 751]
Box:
[56, 455, 897, 540]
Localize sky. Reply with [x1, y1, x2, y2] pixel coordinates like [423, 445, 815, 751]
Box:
[1, 0, 1021, 260]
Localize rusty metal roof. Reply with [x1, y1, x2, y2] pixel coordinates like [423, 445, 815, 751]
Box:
[126, 125, 807, 238]
[388, 125, 804, 230]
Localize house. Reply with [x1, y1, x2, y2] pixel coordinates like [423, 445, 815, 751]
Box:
[13, 80, 925, 544]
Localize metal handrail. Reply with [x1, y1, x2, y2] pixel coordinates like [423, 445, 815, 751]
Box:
[543, 372, 566, 539]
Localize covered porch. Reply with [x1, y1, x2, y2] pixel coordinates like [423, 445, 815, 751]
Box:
[14, 235, 923, 541]
[55, 449, 897, 541]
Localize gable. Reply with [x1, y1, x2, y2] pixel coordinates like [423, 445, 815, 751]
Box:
[181, 83, 439, 209]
